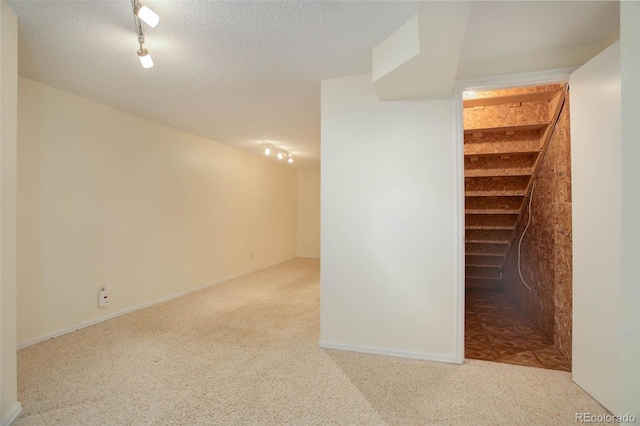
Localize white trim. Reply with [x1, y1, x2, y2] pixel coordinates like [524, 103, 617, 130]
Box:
[319, 341, 457, 364]
[452, 67, 575, 366]
[453, 90, 465, 365]
[17, 258, 295, 349]
[454, 67, 577, 94]
[1, 402, 22, 426]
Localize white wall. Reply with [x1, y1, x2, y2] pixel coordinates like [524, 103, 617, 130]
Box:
[620, 0, 640, 417]
[17, 78, 298, 347]
[372, 2, 471, 100]
[297, 168, 320, 258]
[570, 41, 621, 415]
[320, 74, 457, 361]
[0, 1, 20, 424]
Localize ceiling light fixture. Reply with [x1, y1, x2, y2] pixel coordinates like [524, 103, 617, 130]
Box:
[137, 47, 154, 68]
[262, 142, 294, 165]
[134, 2, 160, 28]
[131, 0, 158, 69]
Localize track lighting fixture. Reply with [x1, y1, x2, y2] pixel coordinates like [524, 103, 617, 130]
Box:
[131, 0, 158, 69]
[137, 47, 153, 68]
[262, 142, 294, 165]
[134, 2, 159, 28]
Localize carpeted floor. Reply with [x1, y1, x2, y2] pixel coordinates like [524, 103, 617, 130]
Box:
[16, 258, 609, 425]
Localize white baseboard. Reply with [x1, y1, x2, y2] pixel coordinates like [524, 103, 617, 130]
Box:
[1, 402, 22, 426]
[18, 258, 296, 350]
[319, 341, 457, 364]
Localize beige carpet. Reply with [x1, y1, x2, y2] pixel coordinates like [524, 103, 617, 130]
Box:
[16, 258, 609, 425]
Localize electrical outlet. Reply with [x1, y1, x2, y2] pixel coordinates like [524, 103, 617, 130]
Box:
[98, 286, 109, 308]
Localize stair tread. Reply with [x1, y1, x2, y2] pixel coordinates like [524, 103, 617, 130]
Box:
[464, 150, 540, 158]
[465, 167, 534, 178]
[466, 180, 530, 190]
[465, 251, 508, 256]
[465, 256, 503, 267]
[464, 123, 548, 135]
[466, 225, 515, 230]
[466, 209, 520, 214]
[465, 239, 511, 244]
[466, 269, 503, 279]
[463, 90, 560, 108]
[465, 190, 527, 197]
[465, 263, 504, 268]
[465, 275, 504, 280]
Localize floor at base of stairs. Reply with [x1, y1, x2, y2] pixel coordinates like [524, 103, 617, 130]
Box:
[465, 290, 571, 372]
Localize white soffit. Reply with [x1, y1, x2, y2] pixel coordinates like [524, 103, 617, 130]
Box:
[457, 1, 620, 79]
[372, 1, 472, 100]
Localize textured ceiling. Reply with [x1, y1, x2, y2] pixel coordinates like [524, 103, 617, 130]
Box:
[10, 0, 418, 168]
[9, 1, 619, 168]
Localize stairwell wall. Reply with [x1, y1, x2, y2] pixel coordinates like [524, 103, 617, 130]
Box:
[503, 94, 573, 362]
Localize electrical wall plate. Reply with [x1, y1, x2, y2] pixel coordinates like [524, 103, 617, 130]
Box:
[99, 287, 109, 308]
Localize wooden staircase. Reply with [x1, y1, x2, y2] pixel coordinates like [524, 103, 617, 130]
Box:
[463, 85, 567, 289]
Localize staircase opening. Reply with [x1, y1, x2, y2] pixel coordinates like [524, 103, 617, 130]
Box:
[463, 83, 572, 371]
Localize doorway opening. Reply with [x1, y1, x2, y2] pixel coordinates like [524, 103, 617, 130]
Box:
[462, 83, 572, 371]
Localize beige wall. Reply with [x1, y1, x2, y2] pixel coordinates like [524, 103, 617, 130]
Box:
[297, 169, 320, 258]
[17, 77, 297, 346]
[1, 1, 20, 423]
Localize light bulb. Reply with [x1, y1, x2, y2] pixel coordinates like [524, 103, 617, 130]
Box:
[277, 152, 284, 160]
[137, 48, 154, 68]
[264, 147, 271, 156]
[287, 156, 293, 164]
[135, 4, 160, 28]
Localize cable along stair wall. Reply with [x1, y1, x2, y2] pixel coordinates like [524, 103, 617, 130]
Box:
[463, 84, 567, 290]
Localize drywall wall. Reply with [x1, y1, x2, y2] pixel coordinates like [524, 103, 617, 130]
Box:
[503, 94, 572, 361]
[320, 73, 457, 361]
[619, 0, 640, 417]
[372, 1, 471, 100]
[571, 41, 620, 415]
[17, 78, 297, 346]
[297, 168, 320, 258]
[0, 1, 20, 424]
